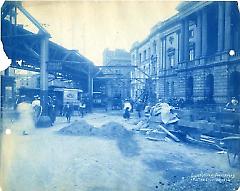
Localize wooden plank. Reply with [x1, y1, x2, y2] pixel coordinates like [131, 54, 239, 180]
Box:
[145, 137, 165, 141]
[158, 125, 180, 142]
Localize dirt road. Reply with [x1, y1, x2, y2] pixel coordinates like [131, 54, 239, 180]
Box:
[0, 110, 239, 191]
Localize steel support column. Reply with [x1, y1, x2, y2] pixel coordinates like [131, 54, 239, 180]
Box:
[40, 36, 49, 115]
[37, 36, 51, 127]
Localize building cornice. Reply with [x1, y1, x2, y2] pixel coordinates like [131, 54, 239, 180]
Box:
[131, 1, 214, 52]
[177, 1, 213, 19]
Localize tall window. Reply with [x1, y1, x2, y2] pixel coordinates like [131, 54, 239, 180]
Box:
[167, 48, 175, 68]
[169, 54, 175, 68]
[152, 66, 156, 76]
[186, 76, 194, 101]
[144, 50, 147, 60]
[139, 53, 142, 63]
[165, 82, 170, 97]
[205, 74, 214, 102]
[189, 29, 194, 38]
[189, 48, 195, 61]
[171, 82, 174, 97]
[153, 41, 157, 54]
[132, 55, 135, 63]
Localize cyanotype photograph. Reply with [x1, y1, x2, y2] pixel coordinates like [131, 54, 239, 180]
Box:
[0, 1, 240, 190]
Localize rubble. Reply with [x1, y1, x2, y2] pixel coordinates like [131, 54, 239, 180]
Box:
[152, 102, 179, 124]
[131, 102, 181, 142]
[135, 121, 149, 129]
[145, 129, 166, 141]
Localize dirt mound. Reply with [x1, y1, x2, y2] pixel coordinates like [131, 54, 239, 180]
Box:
[59, 121, 132, 138]
[59, 121, 139, 157]
[99, 122, 132, 138]
[59, 120, 95, 136]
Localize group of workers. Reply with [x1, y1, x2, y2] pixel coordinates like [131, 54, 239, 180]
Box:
[122, 96, 240, 121]
[122, 99, 147, 120]
[16, 94, 240, 127]
[16, 95, 87, 125]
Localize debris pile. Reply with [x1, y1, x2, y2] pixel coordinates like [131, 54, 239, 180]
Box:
[145, 129, 166, 141]
[132, 102, 181, 142]
[151, 102, 179, 124]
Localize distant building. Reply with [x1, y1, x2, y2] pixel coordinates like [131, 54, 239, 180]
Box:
[14, 69, 40, 90]
[131, 1, 240, 105]
[102, 49, 131, 99]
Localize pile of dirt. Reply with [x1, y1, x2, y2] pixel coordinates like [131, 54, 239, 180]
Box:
[59, 120, 95, 136]
[59, 121, 132, 139]
[97, 122, 133, 139]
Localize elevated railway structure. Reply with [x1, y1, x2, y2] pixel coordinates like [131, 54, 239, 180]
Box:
[1, 1, 97, 126]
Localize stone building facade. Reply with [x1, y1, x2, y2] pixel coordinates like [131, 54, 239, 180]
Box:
[130, 1, 240, 105]
[102, 49, 131, 99]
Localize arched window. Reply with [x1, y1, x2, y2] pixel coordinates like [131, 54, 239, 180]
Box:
[205, 74, 214, 102]
[228, 71, 240, 99]
[165, 82, 170, 97]
[186, 76, 193, 101]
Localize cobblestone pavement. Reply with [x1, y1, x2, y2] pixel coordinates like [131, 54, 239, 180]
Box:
[0, 109, 239, 191]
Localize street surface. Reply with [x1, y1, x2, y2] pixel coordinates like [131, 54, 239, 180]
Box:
[0, 109, 239, 191]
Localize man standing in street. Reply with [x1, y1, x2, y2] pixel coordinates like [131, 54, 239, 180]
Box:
[48, 98, 57, 126]
[79, 100, 86, 118]
[63, 103, 73, 123]
[135, 99, 144, 118]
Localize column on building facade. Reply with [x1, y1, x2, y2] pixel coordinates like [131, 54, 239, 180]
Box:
[160, 37, 164, 69]
[160, 37, 166, 69]
[218, 2, 225, 52]
[163, 37, 167, 69]
[155, 39, 159, 77]
[184, 19, 189, 61]
[156, 37, 160, 76]
[201, 9, 208, 56]
[156, 37, 161, 98]
[224, 1, 232, 51]
[180, 21, 185, 62]
[163, 36, 168, 69]
[196, 11, 202, 58]
[177, 30, 181, 63]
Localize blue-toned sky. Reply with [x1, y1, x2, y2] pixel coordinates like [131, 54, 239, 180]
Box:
[18, 0, 180, 65]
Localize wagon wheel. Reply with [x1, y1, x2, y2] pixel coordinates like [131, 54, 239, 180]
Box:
[222, 137, 240, 167]
[227, 151, 239, 167]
